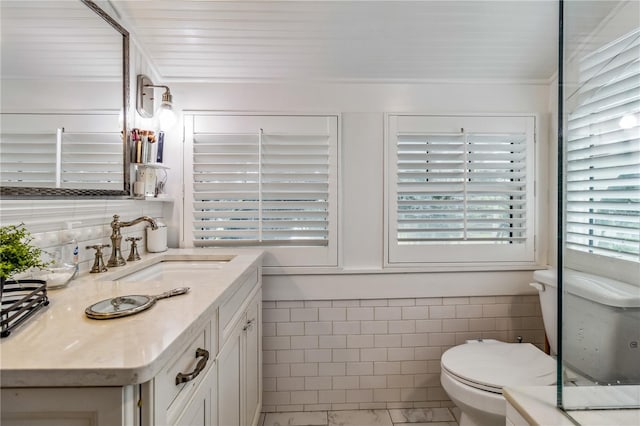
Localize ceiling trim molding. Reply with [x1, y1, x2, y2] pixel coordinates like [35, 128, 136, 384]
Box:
[157, 76, 555, 86]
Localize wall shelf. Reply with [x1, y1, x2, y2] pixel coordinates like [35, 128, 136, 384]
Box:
[129, 195, 173, 202]
[132, 162, 170, 170]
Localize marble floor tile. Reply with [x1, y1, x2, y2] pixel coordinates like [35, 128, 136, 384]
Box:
[388, 408, 455, 423]
[328, 409, 393, 426]
[394, 423, 458, 426]
[263, 411, 328, 426]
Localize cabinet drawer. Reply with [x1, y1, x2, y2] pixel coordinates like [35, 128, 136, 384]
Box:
[219, 267, 259, 342]
[157, 321, 212, 417]
[173, 361, 217, 426]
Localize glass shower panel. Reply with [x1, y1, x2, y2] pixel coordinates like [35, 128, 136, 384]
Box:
[560, 0, 640, 412]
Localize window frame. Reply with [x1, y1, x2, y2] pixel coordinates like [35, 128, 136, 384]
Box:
[182, 111, 340, 269]
[384, 113, 538, 268]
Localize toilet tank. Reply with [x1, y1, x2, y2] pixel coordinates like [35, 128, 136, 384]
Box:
[533, 268, 640, 384]
[532, 269, 559, 354]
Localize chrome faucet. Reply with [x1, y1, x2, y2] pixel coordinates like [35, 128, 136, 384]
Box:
[107, 214, 158, 267]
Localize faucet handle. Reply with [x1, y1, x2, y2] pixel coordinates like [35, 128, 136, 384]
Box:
[86, 244, 110, 273]
[86, 243, 110, 252]
[125, 237, 142, 262]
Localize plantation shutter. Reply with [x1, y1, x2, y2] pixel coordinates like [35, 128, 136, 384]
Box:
[566, 29, 640, 262]
[0, 129, 56, 187]
[397, 132, 527, 243]
[387, 115, 535, 264]
[192, 131, 262, 242]
[185, 113, 338, 267]
[0, 113, 124, 190]
[60, 131, 123, 190]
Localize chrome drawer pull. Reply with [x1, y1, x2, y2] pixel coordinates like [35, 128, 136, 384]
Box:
[175, 348, 209, 385]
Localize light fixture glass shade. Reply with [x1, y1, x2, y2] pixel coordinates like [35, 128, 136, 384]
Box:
[156, 101, 176, 130]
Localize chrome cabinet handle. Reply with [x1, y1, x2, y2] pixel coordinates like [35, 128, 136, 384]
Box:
[243, 318, 255, 331]
[175, 348, 209, 385]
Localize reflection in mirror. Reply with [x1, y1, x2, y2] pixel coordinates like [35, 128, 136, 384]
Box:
[0, 0, 130, 197]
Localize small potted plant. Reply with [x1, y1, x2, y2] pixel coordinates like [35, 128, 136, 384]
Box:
[0, 223, 52, 294]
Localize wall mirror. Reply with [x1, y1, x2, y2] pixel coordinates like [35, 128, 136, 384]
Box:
[0, 0, 130, 197]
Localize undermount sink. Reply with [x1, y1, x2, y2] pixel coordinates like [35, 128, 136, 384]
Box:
[114, 259, 230, 282]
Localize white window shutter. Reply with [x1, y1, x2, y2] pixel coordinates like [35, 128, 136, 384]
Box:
[260, 133, 331, 244]
[186, 113, 339, 268]
[0, 131, 57, 187]
[192, 132, 261, 242]
[387, 114, 535, 265]
[566, 29, 640, 262]
[61, 131, 123, 190]
[397, 132, 528, 244]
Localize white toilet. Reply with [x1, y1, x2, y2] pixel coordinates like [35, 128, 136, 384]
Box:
[440, 340, 556, 426]
[440, 268, 640, 426]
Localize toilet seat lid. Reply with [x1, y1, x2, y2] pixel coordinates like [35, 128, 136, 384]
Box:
[441, 342, 556, 392]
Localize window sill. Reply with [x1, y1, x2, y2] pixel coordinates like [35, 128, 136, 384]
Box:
[263, 262, 546, 276]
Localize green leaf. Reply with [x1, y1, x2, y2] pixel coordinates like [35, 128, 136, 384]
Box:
[0, 223, 52, 280]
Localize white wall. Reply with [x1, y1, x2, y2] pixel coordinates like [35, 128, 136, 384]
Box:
[164, 81, 553, 300]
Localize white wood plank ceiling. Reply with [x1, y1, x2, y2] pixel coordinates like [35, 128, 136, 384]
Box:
[114, 0, 564, 83]
[1, 1, 624, 84]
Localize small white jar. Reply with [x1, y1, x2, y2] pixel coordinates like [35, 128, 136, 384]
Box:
[146, 223, 168, 252]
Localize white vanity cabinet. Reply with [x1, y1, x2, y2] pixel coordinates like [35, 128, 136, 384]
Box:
[2, 315, 219, 426]
[0, 251, 263, 426]
[218, 271, 263, 426]
[144, 264, 262, 426]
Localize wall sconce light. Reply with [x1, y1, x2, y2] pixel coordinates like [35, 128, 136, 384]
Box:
[136, 74, 176, 130]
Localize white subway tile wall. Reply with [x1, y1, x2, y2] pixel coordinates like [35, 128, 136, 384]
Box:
[262, 296, 544, 412]
[0, 199, 165, 275]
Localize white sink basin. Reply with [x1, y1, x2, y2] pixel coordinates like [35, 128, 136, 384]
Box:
[116, 260, 229, 282]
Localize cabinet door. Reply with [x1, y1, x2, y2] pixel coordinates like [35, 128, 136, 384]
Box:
[218, 320, 242, 426]
[244, 290, 262, 426]
[1, 386, 137, 426]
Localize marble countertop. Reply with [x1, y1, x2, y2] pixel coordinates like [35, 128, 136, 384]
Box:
[504, 386, 640, 426]
[0, 248, 263, 388]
